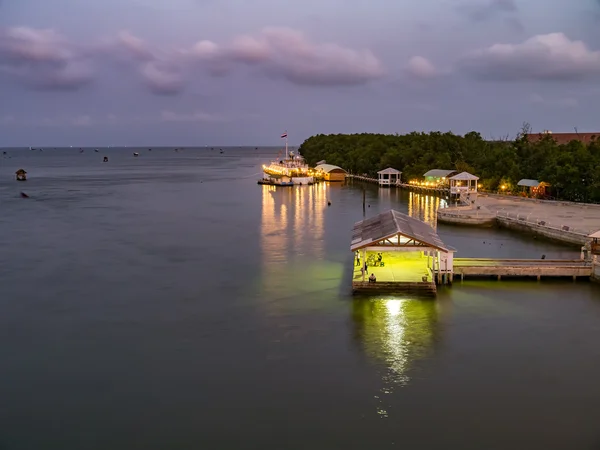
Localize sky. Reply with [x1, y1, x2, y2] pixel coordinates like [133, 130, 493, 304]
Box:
[1, 0, 600, 146]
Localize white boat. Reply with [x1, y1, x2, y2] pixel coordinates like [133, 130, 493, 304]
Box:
[262, 132, 314, 185]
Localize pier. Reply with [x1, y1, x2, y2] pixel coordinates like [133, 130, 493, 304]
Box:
[351, 209, 599, 296]
[453, 258, 592, 281]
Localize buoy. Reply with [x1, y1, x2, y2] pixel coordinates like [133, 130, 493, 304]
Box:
[327, 201, 331, 206]
[20, 192, 29, 198]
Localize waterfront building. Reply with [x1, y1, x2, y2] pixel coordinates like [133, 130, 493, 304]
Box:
[377, 168, 402, 186]
[314, 164, 347, 182]
[351, 210, 455, 294]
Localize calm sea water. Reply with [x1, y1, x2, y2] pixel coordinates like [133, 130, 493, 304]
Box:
[1, 147, 600, 450]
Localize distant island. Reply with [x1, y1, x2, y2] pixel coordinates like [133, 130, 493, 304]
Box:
[298, 126, 600, 203]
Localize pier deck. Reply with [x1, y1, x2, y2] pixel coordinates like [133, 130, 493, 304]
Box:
[453, 258, 592, 280]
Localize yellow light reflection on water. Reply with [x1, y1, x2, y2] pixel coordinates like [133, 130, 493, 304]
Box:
[260, 183, 327, 278]
[352, 297, 438, 417]
[408, 192, 443, 228]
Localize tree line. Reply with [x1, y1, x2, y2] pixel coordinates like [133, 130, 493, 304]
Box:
[298, 127, 600, 203]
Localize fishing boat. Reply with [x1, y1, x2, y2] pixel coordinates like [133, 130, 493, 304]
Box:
[261, 132, 314, 185]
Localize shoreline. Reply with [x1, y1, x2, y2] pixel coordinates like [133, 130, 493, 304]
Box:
[436, 193, 598, 247]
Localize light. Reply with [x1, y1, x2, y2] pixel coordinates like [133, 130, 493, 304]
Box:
[501, 185, 506, 190]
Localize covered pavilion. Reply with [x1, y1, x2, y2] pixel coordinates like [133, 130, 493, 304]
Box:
[351, 210, 455, 295]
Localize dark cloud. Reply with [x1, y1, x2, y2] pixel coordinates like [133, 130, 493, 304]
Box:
[458, 32, 600, 81]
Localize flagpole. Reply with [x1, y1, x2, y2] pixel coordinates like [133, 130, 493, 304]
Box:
[285, 130, 288, 159]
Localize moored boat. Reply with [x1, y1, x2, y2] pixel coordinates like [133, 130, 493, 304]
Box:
[262, 132, 315, 185]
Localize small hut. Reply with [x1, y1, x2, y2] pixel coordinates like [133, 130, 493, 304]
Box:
[449, 172, 479, 196]
[377, 168, 402, 186]
[314, 164, 347, 182]
[517, 179, 550, 198]
[15, 169, 27, 181]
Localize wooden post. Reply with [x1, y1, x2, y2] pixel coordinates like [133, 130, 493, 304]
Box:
[362, 188, 366, 217]
[361, 248, 366, 282]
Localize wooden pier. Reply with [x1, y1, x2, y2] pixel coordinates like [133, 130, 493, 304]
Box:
[346, 175, 450, 194]
[453, 258, 592, 281]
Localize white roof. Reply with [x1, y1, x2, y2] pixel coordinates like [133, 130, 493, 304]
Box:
[518, 179, 540, 187]
[377, 167, 402, 175]
[589, 230, 600, 238]
[449, 171, 479, 181]
[315, 164, 346, 173]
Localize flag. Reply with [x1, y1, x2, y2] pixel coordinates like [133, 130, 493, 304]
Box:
[281, 132, 287, 138]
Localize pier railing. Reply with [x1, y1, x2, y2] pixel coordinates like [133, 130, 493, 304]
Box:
[495, 211, 593, 237]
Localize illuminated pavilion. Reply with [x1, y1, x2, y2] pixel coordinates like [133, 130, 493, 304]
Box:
[351, 210, 455, 295]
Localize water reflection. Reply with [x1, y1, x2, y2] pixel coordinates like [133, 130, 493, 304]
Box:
[407, 192, 445, 228]
[260, 184, 327, 262]
[259, 184, 338, 300]
[352, 297, 439, 416]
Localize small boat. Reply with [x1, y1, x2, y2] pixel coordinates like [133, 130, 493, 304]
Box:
[133, 152, 139, 157]
[15, 169, 27, 181]
[103, 156, 109, 162]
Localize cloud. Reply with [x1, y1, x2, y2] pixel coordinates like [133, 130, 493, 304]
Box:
[459, 33, 600, 81]
[184, 27, 385, 86]
[0, 25, 384, 95]
[405, 56, 437, 79]
[0, 27, 93, 91]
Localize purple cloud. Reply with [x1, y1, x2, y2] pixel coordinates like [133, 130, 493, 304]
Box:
[0, 27, 93, 91]
[194, 27, 386, 86]
[405, 56, 437, 79]
[0, 25, 385, 95]
[458, 32, 600, 81]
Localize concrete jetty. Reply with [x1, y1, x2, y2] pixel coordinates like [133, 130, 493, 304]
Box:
[438, 193, 600, 246]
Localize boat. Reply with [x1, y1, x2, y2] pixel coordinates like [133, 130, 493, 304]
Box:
[133, 152, 139, 157]
[15, 169, 27, 181]
[257, 177, 294, 187]
[261, 132, 315, 185]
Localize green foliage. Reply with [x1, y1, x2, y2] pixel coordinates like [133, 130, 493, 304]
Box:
[298, 131, 600, 203]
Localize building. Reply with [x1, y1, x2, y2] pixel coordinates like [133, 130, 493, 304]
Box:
[517, 179, 550, 197]
[314, 164, 347, 182]
[448, 172, 479, 196]
[351, 210, 455, 295]
[525, 132, 600, 145]
[377, 167, 402, 186]
[423, 169, 458, 186]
